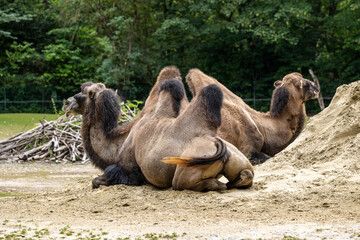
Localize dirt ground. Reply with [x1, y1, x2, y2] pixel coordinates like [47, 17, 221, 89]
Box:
[0, 81, 359, 240]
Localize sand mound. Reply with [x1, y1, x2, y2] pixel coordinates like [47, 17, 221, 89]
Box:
[256, 80, 360, 193]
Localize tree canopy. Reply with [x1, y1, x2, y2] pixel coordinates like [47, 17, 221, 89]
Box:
[1, 0, 359, 113]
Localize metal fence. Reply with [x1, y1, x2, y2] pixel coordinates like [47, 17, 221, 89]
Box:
[0, 97, 334, 114]
[242, 97, 333, 109]
[0, 100, 64, 113]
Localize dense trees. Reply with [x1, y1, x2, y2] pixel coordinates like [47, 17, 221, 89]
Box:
[0, 0, 359, 113]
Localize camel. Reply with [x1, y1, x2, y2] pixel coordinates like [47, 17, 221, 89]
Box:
[62, 66, 187, 186]
[94, 79, 254, 191]
[186, 69, 319, 164]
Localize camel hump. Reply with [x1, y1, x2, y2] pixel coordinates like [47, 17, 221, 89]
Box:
[143, 66, 183, 111]
[159, 78, 185, 102]
[157, 79, 186, 117]
[157, 66, 181, 83]
[173, 83, 223, 132]
[198, 84, 223, 128]
[186, 68, 213, 97]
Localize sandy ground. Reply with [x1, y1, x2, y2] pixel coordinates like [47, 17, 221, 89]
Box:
[0, 162, 359, 240]
[0, 81, 359, 239]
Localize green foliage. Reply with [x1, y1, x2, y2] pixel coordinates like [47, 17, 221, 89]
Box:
[0, 0, 359, 114]
[0, 7, 33, 39]
[120, 100, 143, 123]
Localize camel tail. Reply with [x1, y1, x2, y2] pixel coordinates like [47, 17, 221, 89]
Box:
[161, 138, 228, 166]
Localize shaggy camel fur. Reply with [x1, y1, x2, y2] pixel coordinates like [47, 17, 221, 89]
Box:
[62, 66, 186, 187]
[186, 69, 319, 164]
[97, 79, 254, 191]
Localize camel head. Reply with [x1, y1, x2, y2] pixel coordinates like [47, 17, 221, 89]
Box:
[270, 73, 319, 117]
[62, 82, 106, 116]
[274, 72, 319, 102]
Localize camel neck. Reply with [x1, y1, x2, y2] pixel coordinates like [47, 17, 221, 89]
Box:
[252, 103, 306, 156]
[81, 114, 110, 170]
[285, 105, 306, 145]
[81, 114, 132, 170]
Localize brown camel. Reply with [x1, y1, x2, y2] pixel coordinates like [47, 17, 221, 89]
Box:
[186, 69, 319, 164]
[62, 66, 187, 186]
[96, 79, 254, 191]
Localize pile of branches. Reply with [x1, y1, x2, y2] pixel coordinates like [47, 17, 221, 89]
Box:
[0, 115, 86, 163]
[0, 102, 137, 163]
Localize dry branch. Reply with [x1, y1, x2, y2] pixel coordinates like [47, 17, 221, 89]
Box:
[0, 101, 137, 164]
[309, 69, 325, 110]
[0, 115, 84, 163]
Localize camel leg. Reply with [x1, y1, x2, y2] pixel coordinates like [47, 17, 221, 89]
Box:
[222, 143, 254, 189]
[172, 166, 227, 192]
[189, 178, 227, 192]
[226, 169, 253, 189]
[104, 164, 145, 186]
[92, 174, 109, 189]
[173, 178, 227, 192]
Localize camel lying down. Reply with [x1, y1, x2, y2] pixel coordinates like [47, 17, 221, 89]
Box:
[62, 66, 185, 172]
[89, 80, 254, 191]
[62, 67, 188, 186]
[186, 69, 319, 164]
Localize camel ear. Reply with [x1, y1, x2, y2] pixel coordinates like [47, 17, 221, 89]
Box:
[274, 80, 282, 88]
[88, 90, 96, 99]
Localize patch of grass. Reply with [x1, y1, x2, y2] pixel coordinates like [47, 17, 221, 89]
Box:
[0, 113, 58, 140]
[3, 230, 24, 239]
[142, 232, 179, 240]
[33, 228, 50, 238]
[0, 192, 27, 198]
[282, 236, 305, 240]
[59, 226, 74, 236]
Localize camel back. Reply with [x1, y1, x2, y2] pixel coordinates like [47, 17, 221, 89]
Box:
[186, 69, 257, 114]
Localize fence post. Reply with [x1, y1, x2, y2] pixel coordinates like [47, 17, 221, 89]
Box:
[253, 79, 256, 109]
[3, 78, 6, 113]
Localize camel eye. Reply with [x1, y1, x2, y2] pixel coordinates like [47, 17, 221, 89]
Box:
[74, 93, 84, 101]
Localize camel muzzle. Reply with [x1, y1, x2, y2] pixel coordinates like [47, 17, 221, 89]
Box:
[62, 97, 78, 115]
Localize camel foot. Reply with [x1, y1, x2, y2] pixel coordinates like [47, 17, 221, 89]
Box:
[200, 179, 227, 192]
[226, 169, 254, 189]
[92, 174, 109, 189]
